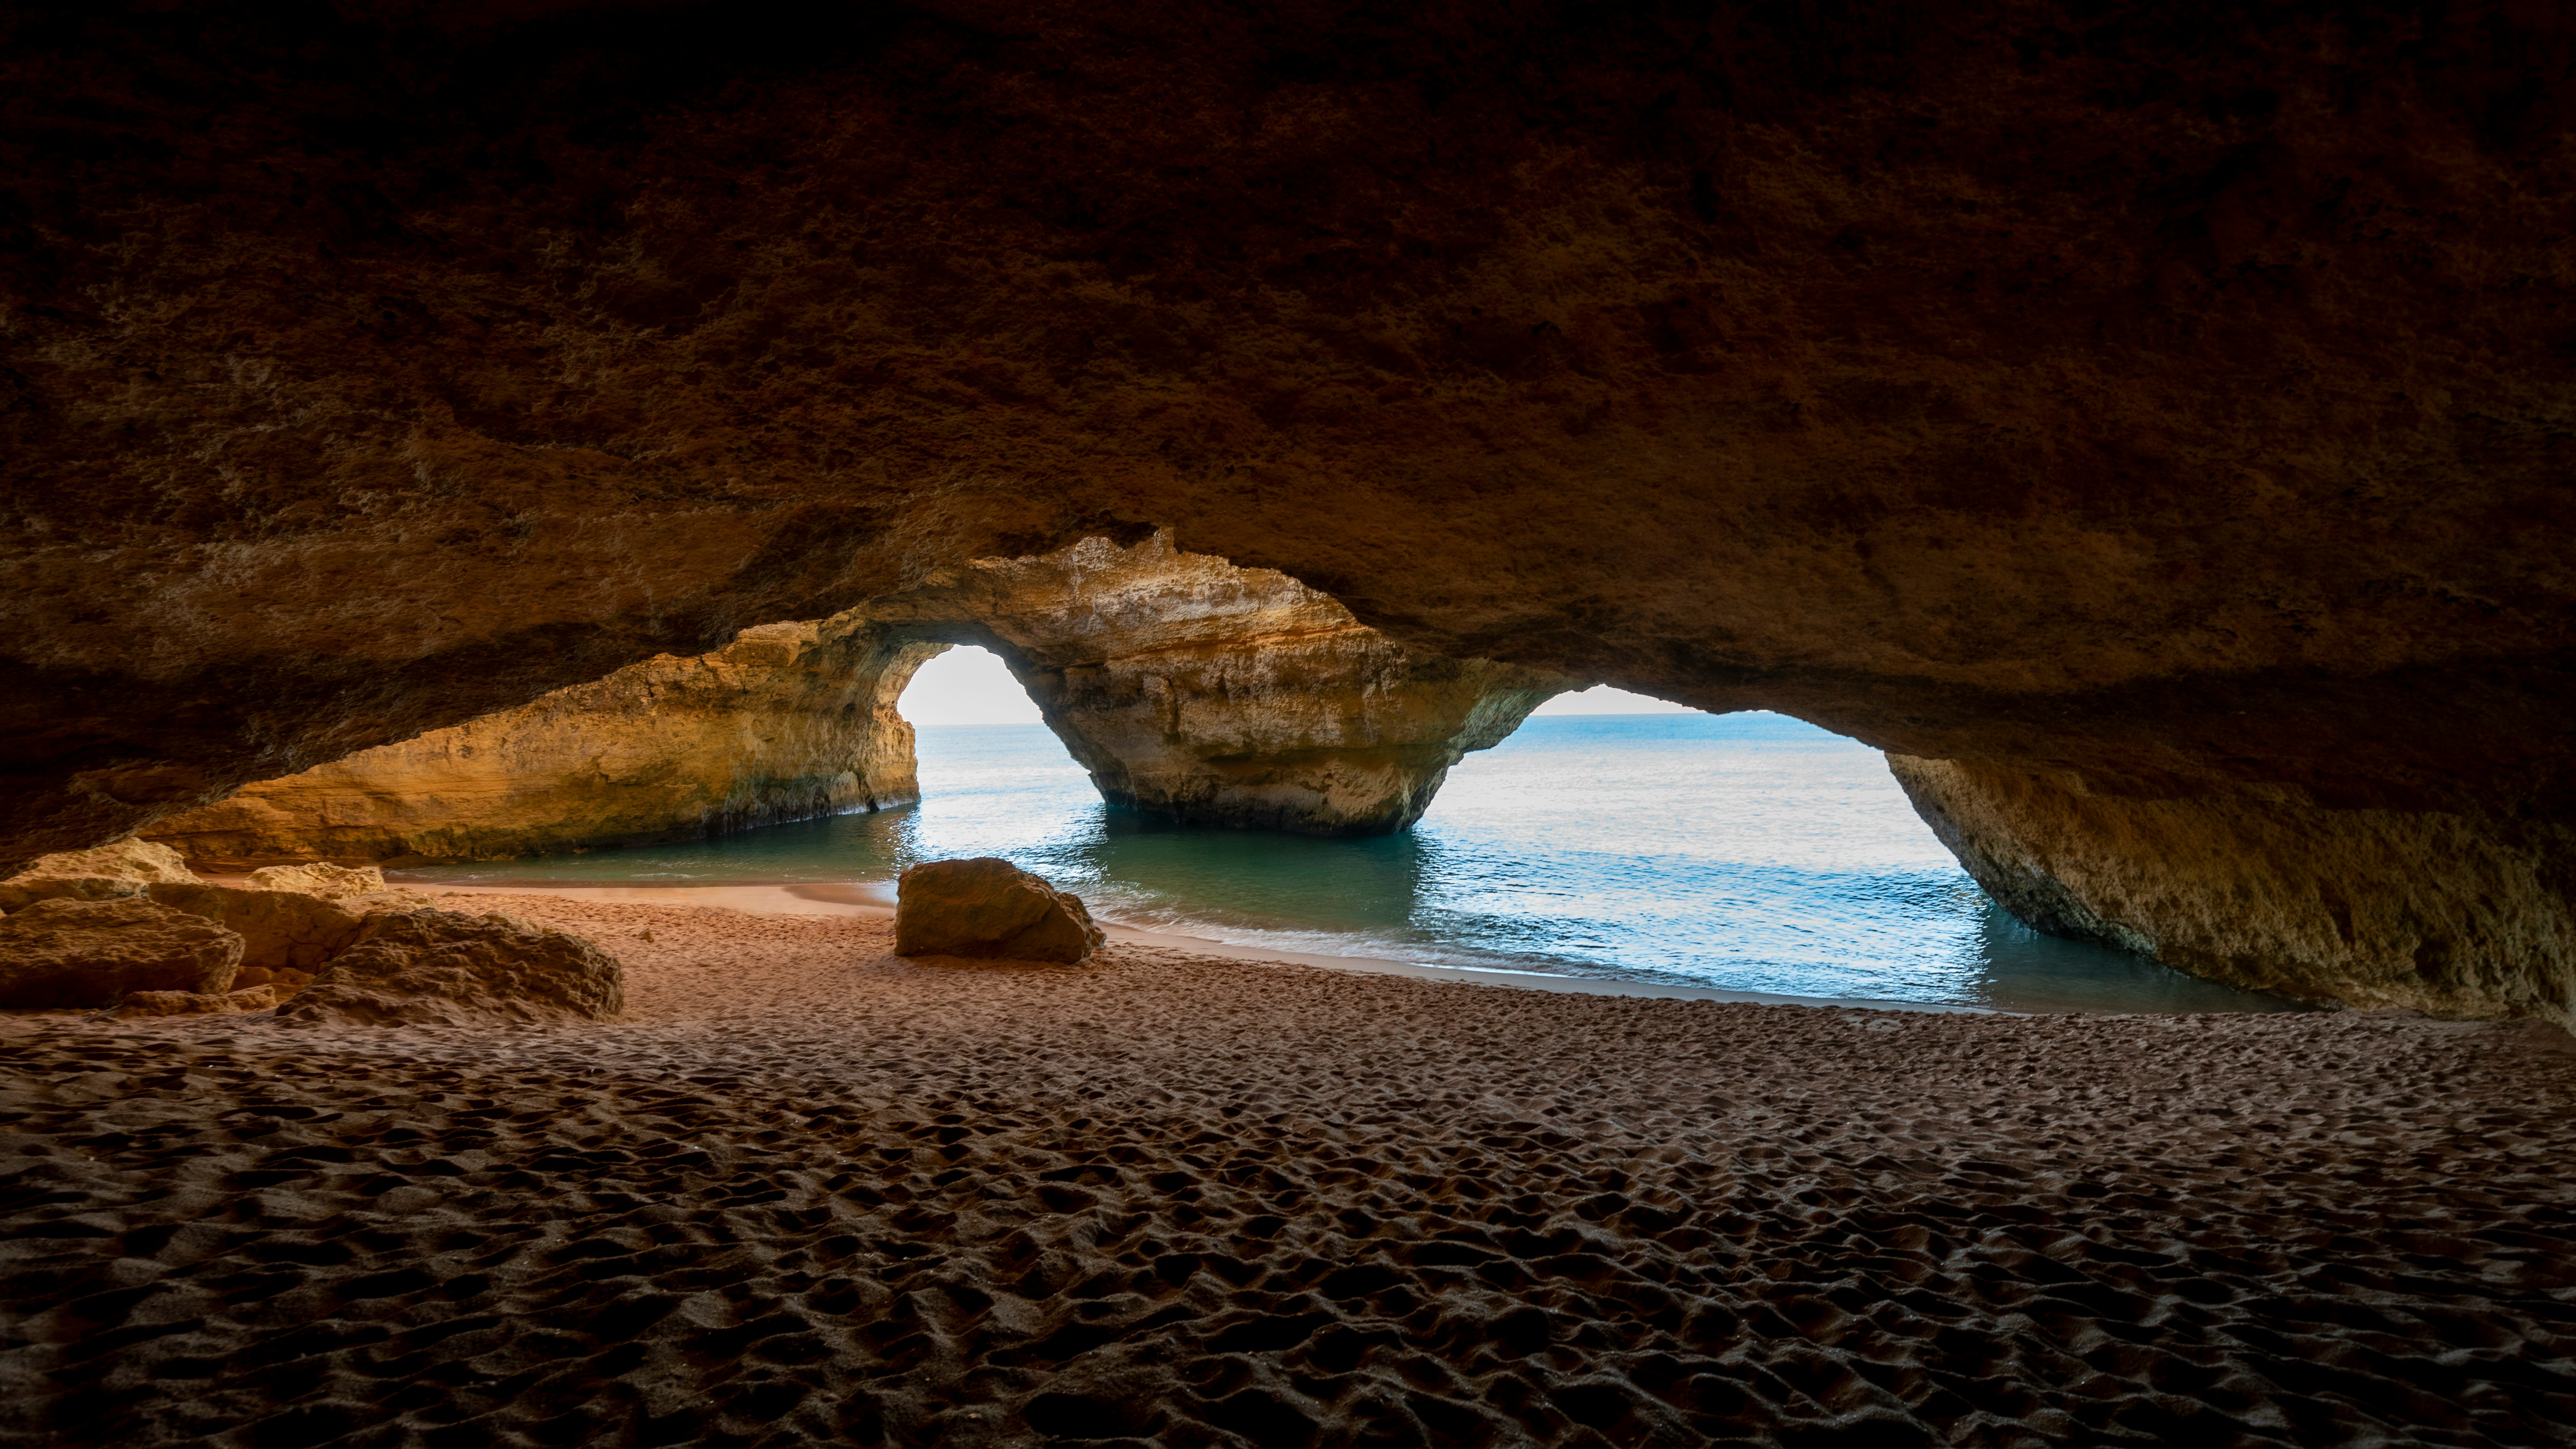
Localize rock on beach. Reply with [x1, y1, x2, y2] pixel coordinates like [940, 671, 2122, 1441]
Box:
[242, 862, 393, 898]
[0, 837, 199, 912]
[895, 857, 1104, 964]
[144, 882, 365, 975]
[281, 908, 626, 1025]
[0, 896, 244, 1008]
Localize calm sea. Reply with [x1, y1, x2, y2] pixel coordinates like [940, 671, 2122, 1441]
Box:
[399, 714, 2299, 1013]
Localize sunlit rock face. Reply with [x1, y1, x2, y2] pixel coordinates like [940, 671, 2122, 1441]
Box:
[4, 7, 2572, 1014]
[147, 628, 941, 867]
[1889, 757, 2576, 1027]
[1046, 639, 1554, 834]
[148, 535, 1569, 860]
[894, 857, 1104, 965]
[875, 535, 1576, 834]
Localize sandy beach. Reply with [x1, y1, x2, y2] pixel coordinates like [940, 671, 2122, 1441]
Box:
[4, 888, 2573, 1447]
[424, 881, 2007, 1016]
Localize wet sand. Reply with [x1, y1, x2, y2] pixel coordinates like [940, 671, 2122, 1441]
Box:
[3, 891, 2573, 1447]
[429, 881, 2005, 1016]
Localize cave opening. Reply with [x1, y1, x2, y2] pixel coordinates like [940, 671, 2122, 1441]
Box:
[7, 11, 2572, 1441]
[896, 645, 1045, 728]
[130, 535, 2313, 1015]
[855, 640, 2302, 1015]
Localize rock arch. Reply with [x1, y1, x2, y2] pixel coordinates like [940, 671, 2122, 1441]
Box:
[868, 535, 1572, 834]
[5, 5, 2572, 1025]
[143, 536, 1573, 866]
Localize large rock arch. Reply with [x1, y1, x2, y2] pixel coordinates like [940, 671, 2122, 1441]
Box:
[5, 5, 2572, 1023]
[143, 535, 1573, 864]
[881, 536, 1575, 835]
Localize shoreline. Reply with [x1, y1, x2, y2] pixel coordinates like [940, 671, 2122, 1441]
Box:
[417, 879, 2016, 1015]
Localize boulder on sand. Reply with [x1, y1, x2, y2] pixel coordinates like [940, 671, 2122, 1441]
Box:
[894, 857, 1104, 964]
[280, 908, 625, 1025]
[0, 838, 199, 912]
[0, 897, 245, 1007]
[143, 860, 435, 973]
[147, 881, 365, 974]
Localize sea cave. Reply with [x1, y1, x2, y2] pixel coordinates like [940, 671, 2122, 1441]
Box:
[2, 5, 2571, 1446]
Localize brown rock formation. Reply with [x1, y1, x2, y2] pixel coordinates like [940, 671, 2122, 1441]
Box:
[241, 863, 396, 899]
[147, 534, 1571, 860]
[230, 965, 314, 996]
[88, 853, 435, 975]
[0, 841, 436, 1002]
[0, 897, 243, 1008]
[871, 534, 1573, 834]
[281, 909, 625, 1026]
[0, 839, 199, 913]
[4, 8, 2572, 1015]
[1890, 756, 2576, 1025]
[114, 984, 288, 1018]
[141, 882, 366, 975]
[145, 626, 941, 867]
[895, 858, 1104, 965]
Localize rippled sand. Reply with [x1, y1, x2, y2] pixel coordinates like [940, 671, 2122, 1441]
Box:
[3, 893, 2572, 1447]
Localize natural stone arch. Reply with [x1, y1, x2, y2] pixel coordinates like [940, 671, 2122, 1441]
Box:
[4, 7, 2571, 1027]
[868, 535, 1573, 834]
[145, 535, 1574, 866]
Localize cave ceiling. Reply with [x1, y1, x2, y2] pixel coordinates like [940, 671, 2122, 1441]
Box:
[2, 1, 2571, 867]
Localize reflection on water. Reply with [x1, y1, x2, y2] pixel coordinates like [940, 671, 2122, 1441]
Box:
[399, 715, 2304, 1014]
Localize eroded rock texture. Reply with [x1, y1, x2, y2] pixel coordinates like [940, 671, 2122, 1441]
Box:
[243, 862, 397, 899]
[0, 839, 199, 913]
[146, 625, 941, 867]
[113, 983, 287, 1018]
[1891, 757, 2576, 1026]
[894, 857, 1104, 965]
[142, 882, 366, 976]
[4, 6, 2572, 1013]
[0, 897, 243, 1008]
[149, 535, 1570, 858]
[873, 535, 1573, 834]
[282, 909, 626, 1026]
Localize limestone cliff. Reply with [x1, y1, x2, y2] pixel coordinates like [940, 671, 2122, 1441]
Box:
[1889, 756, 2576, 1027]
[148, 628, 939, 867]
[149, 536, 1571, 860]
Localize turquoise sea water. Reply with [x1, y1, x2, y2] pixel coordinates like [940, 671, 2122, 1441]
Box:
[398, 714, 2300, 1013]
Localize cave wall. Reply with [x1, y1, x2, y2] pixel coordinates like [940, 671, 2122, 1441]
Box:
[1890, 755, 2576, 1027]
[5, 2, 2568, 867]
